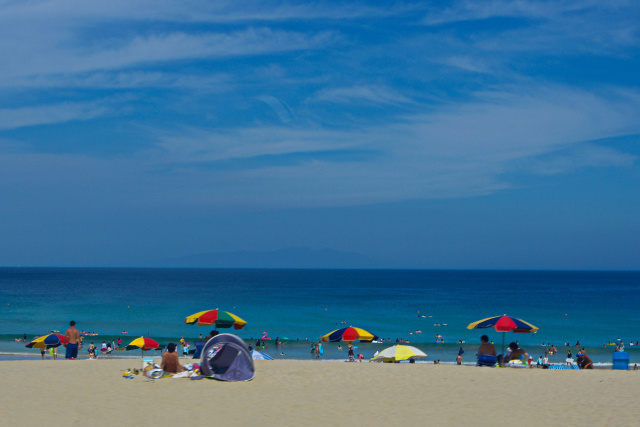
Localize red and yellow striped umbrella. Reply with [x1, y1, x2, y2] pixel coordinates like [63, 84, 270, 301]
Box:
[321, 326, 378, 343]
[118, 336, 159, 352]
[185, 309, 247, 330]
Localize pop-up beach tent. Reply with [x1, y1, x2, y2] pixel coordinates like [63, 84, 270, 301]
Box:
[200, 333, 254, 381]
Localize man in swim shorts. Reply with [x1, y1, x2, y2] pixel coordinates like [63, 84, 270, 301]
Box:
[476, 335, 497, 366]
[64, 320, 80, 360]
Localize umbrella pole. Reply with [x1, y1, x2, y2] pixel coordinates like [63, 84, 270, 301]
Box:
[501, 333, 505, 367]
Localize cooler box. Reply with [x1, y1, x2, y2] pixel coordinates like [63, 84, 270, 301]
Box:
[612, 351, 629, 370]
[142, 356, 155, 370]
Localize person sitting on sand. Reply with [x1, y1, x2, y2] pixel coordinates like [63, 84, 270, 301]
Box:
[476, 335, 497, 366]
[161, 343, 185, 374]
[502, 342, 529, 365]
[576, 352, 594, 369]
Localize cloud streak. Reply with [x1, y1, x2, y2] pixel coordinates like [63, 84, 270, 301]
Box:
[311, 85, 415, 106]
[0, 101, 112, 131]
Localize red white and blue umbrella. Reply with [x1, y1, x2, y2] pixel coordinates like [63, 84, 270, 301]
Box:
[467, 314, 538, 361]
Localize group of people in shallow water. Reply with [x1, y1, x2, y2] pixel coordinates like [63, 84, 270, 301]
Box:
[474, 335, 594, 369]
[87, 338, 124, 359]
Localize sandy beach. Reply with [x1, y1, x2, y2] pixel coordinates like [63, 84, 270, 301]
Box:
[0, 358, 637, 426]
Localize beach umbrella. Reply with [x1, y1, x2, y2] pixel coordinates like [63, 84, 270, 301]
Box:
[370, 345, 427, 363]
[467, 314, 538, 362]
[25, 333, 67, 349]
[321, 326, 378, 343]
[117, 336, 159, 357]
[185, 309, 247, 330]
[250, 350, 274, 360]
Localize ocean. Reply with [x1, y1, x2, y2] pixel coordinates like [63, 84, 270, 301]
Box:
[1, 268, 639, 366]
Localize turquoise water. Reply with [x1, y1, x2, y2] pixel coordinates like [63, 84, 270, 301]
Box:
[1, 268, 639, 365]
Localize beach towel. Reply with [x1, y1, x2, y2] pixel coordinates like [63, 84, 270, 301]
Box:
[549, 364, 580, 370]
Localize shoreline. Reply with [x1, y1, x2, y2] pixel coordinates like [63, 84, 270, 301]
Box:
[0, 353, 632, 369]
[1, 358, 639, 426]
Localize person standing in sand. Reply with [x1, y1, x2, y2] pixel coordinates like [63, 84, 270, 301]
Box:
[64, 321, 80, 360]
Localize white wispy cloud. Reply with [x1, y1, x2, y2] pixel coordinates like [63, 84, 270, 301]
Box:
[1, 83, 637, 211]
[0, 101, 111, 130]
[0, 28, 336, 82]
[115, 84, 638, 207]
[12, 71, 234, 90]
[522, 144, 637, 176]
[423, 0, 639, 56]
[424, 0, 598, 25]
[0, 0, 405, 24]
[436, 56, 492, 74]
[0, 1, 637, 209]
[311, 85, 415, 105]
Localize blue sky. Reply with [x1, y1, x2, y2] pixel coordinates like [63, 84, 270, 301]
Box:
[0, 0, 638, 269]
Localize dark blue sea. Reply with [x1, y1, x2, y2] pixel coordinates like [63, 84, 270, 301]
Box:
[1, 268, 639, 366]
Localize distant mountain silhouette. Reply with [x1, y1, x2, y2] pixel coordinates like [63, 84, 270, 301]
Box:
[157, 247, 382, 269]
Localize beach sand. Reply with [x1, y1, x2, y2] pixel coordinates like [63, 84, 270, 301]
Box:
[0, 359, 637, 426]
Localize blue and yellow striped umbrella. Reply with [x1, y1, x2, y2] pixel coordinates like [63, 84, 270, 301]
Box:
[25, 333, 67, 349]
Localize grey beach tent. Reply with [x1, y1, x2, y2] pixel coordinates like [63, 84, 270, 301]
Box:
[200, 333, 254, 381]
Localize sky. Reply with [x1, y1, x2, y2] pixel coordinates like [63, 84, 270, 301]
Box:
[0, 0, 639, 270]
